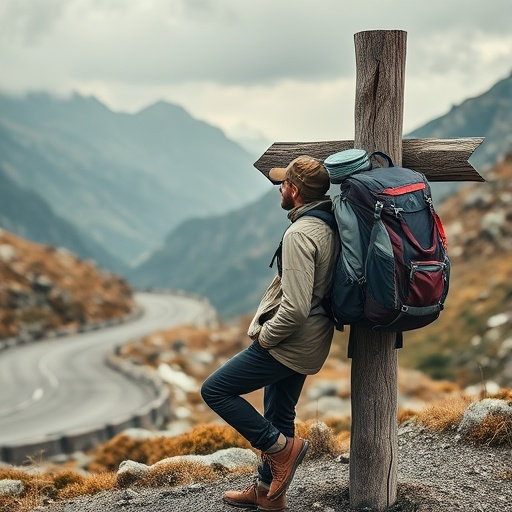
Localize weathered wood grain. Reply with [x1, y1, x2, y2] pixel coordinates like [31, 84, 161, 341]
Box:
[253, 137, 484, 182]
[348, 29, 404, 511]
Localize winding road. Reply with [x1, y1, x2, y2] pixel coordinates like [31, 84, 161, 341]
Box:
[0, 292, 213, 455]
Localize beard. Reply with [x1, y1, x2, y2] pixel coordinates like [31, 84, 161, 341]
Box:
[280, 194, 295, 210]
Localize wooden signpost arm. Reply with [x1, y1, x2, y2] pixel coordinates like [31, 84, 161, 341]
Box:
[254, 138, 484, 183]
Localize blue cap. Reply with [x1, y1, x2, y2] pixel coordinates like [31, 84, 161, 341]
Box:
[323, 149, 371, 184]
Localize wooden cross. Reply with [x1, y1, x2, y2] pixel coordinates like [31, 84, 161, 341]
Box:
[254, 30, 484, 511]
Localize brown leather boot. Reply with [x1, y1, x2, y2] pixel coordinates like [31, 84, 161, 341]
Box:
[223, 479, 287, 511]
[265, 437, 309, 501]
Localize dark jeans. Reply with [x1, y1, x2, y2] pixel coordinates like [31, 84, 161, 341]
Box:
[201, 341, 306, 485]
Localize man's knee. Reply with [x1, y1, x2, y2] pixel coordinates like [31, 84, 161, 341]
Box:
[200, 376, 218, 407]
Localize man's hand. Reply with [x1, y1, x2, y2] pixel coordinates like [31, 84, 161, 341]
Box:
[258, 336, 271, 350]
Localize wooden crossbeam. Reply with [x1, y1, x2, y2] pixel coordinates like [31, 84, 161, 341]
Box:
[254, 137, 485, 182]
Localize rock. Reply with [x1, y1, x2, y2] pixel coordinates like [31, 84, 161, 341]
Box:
[301, 395, 351, 418]
[498, 337, 512, 358]
[154, 448, 258, 469]
[117, 460, 151, 487]
[157, 363, 198, 393]
[336, 453, 350, 464]
[0, 479, 24, 496]
[463, 191, 493, 209]
[0, 244, 16, 262]
[306, 379, 349, 401]
[458, 399, 512, 436]
[480, 210, 506, 241]
[464, 381, 501, 397]
[487, 312, 510, 328]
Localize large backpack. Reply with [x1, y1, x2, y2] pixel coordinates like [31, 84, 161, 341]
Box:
[325, 151, 450, 333]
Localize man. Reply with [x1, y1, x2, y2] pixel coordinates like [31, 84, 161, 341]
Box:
[201, 156, 339, 511]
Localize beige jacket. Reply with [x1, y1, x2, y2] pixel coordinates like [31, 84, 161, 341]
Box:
[247, 200, 339, 374]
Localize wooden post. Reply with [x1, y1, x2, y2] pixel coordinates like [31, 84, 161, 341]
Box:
[253, 29, 484, 512]
[348, 30, 407, 511]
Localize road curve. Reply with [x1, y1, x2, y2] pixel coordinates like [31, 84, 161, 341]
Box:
[0, 292, 212, 448]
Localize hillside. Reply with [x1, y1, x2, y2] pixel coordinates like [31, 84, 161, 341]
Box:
[0, 93, 270, 267]
[408, 73, 511, 171]
[0, 229, 135, 341]
[408, 72, 512, 201]
[0, 164, 125, 273]
[399, 152, 512, 387]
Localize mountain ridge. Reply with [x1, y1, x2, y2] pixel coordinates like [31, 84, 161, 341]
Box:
[0, 92, 271, 268]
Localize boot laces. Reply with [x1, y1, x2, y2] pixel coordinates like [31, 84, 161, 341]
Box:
[263, 453, 285, 480]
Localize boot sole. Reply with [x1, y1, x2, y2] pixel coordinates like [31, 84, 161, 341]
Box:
[267, 439, 309, 501]
[257, 506, 288, 512]
[223, 497, 258, 509]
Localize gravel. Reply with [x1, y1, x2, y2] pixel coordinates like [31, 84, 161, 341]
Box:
[41, 424, 511, 512]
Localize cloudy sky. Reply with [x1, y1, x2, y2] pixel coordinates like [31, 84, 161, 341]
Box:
[1, 0, 511, 151]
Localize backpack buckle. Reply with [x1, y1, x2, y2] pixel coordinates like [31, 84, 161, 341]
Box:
[374, 201, 384, 220]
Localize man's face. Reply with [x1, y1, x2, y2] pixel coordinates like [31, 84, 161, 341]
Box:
[279, 179, 296, 210]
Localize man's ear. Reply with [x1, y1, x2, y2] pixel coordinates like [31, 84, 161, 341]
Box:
[291, 183, 301, 200]
[290, 184, 303, 206]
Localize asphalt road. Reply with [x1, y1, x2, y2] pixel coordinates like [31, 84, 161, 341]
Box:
[0, 292, 212, 447]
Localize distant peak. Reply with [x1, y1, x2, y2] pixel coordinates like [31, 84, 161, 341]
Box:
[138, 100, 190, 118]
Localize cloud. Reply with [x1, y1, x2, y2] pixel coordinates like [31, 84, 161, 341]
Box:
[2, 0, 511, 86]
[0, 0, 511, 142]
[0, 0, 68, 45]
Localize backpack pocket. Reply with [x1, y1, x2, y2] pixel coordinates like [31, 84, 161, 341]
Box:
[364, 220, 397, 324]
[330, 253, 365, 324]
[408, 260, 447, 307]
[366, 219, 395, 308]
[330, 197, 366, 324]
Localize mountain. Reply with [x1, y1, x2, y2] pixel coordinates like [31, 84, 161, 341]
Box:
[0, 164, 125, 273]
[407, 72, 512, 201]
[131, 74, 512, 318]
[130, 188, 288, 317]
[0, 93, 271, 266]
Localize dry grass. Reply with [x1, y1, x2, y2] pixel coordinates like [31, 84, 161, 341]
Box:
[135, 460, 232, 488]
[414, 392, 512, 447]
[57, 472, 117, 500]
[463, 412, 512, 447]
[489, 389, 512, 402]
[0, 466, 116, 512]
[296, 420, 349, 458]
[398, 408, 418, 424]
[88, 424, 252, 472]
[415, 394, 475, 433]
[0, 420, 346, 510]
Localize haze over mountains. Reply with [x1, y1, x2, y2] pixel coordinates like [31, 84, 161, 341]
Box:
[0, 93, 270, 270]
[0, 73, 511, 318]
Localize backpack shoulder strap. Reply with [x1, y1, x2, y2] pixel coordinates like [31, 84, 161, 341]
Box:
[301, 208, 337, 231]
[269, 207, 336, 276]
[369, 151, 395, 168]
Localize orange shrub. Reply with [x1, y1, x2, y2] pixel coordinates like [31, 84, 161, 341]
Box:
[415, 394, 474, 433]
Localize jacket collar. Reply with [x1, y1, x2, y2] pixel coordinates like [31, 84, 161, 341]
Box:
[287, 197, 332, 223]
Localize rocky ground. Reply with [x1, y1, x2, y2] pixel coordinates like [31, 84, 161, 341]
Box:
[41, 424, 511, 512]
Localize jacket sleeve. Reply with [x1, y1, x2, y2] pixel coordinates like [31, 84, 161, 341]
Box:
[258, 229, 317, 347]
